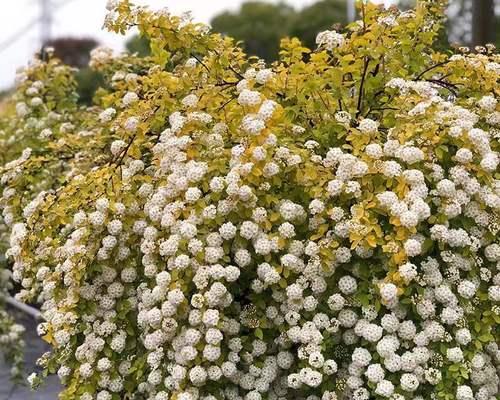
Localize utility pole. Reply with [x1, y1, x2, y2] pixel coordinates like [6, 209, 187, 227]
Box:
[40, 0, 53, 46]
[471, 0, 495, 46]
[347, 0, 356, 22]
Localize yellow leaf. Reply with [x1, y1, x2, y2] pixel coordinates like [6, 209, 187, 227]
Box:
[42, 332, 55, 345]
[304, 166, 318, 180]
[393, 250, 407, 264]
[366, 234, 377, 248]
[252, 167, 262, 177]
[389, 216, 401, 227]
[395, 228, 407, 241]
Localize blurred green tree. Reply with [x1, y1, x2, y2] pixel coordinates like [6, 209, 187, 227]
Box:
[44, 37, 103, 105]
[124, 0, 498, 61]
[211, 2, 296, 60]
[125, 1, 347, 60]
[288, 0, 347, 50]
[74, 68, 105, 105]
[126, 34, 151, 57]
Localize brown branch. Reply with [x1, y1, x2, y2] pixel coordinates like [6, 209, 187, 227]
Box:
[316, 90, 332, 113]
[190, 53, 211, 75]
[227, 63, 245, 80]
[214, 80, 238, 87]
[356, 57, 370, 119]
[217, 97, 236, 112]
[109, 133, 136, 168]
[426, 79, 458, 97]
[414, 60, 449, 80]
[212, 49, 245, 80]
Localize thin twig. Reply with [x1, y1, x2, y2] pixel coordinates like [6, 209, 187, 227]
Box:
[426, 79, 458, 96]
[366, 106, 399, 116]
[316, 90, 332, 113]
[227, 63, 245, 80]
[115, 134, 137, 167]
[217, 97, 236, 111]
[356, 57, 370, 118]
[190, 53, 211, 75]
[212, 49, 245, 80]
[415, 60, 449, 80]
[214, 80, 238, 87]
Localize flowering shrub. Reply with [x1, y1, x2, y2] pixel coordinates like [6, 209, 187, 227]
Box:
[0, 269, 25, 382]
[0, 54, 90, 381]
[0, 98, 32, 383]
[1, 1, 500, 399]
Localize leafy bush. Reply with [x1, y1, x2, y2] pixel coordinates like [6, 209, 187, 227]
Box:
[0, 47, 98, 382]
[1, 1, 499, 399]
[42, 38, 105, 105]
[0, 270, 25, 382]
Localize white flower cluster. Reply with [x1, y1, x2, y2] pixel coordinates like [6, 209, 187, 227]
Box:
[89, 46, 114, 69]
[315, 30, 345, 51]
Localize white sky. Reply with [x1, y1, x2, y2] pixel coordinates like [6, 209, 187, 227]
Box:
[0, 0, 392, 90]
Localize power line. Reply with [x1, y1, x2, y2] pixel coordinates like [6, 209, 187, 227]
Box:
[0, 17, 41, 54]
[41, 0, 80, 45]
[0, 0, 80, 55]
[40, 0, 54, 45]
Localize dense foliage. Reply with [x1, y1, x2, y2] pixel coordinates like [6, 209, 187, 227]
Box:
[0, 269, 25, 382]
[0, 1, 499, 400]
[43, 38, 104, 105]
[0, 102, 26, 382]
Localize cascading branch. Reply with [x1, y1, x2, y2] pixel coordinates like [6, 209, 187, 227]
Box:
[0, 0, 499, 399]
[0, 262, 25, 382]
[0, 55, 105, 381]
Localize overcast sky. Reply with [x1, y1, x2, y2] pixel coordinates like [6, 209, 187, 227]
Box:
[0, 0, 392, 89]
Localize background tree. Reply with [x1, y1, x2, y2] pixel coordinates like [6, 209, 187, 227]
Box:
[399, 0, 499, 47]
[44, 37, 103, 104]
[471, 0, 496, 46]
[126, 0, 498, 61]
[44, 37, 98, 68]
[126, 34, 151, 57]
[210, 0, 348, 60]
[288, 0, 347, 50]
[211, 1, 295, 60]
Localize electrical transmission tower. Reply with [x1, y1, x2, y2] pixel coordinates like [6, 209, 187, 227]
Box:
[40, 0, 54, 46]
[347, 0, 356, 22]
[0, 0, 77, 54]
